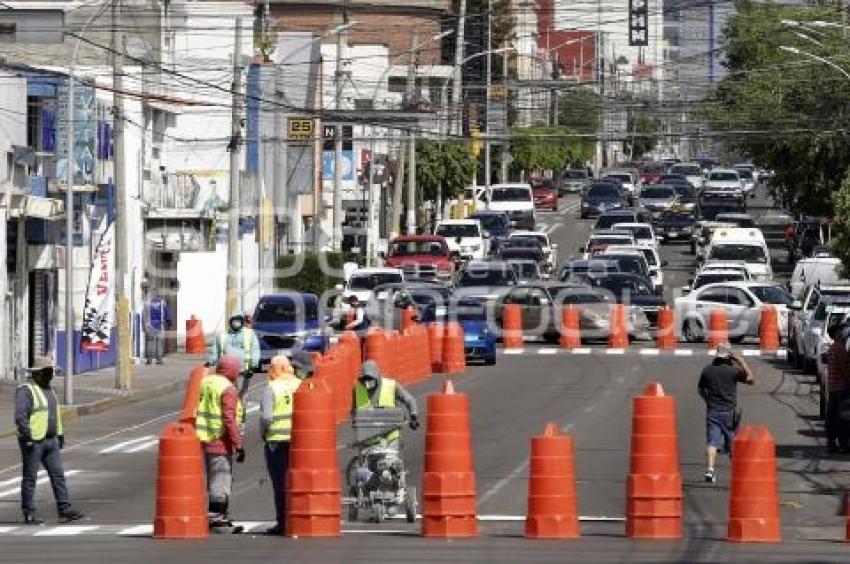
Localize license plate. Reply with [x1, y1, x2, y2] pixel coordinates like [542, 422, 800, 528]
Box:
[668, 231, 678, 237]
[435, 307, 447, 317]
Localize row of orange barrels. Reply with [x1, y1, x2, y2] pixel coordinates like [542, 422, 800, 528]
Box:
[501, 303, 783, 350]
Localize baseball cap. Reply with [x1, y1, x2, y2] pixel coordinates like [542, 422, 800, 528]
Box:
[714, 342, 733, 359]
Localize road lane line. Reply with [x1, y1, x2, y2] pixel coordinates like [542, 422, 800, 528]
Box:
[742, 350, 761, 357]
[639, 349, 660, 355]
[605, 349, 625, 355]
[34, 525, 100, 536]
[0, 527, 18, 533]
[503, 349, 525, 355]
[537, 348, 558, 355]
[118, 525, 153, 536]
[126, 439, 161, 453]
[478, 460, 529, 506]
[571, 348, 591, 355]
[0, 470, 46, 488]
[0, 470, 80, 499]
[674, 349, 694, 356]
[99, 436, 156, 454]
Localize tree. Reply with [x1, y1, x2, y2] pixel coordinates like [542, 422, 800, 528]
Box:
[627, 110, 661, 158]
[510, 126, 595, 175]
[558, 87, 603, 134]
[415, 140, 477, 202]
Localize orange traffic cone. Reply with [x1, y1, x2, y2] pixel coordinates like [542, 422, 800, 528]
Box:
[364, 328, 390, 375]
[759, 306, 780, 352]
[559, 306, 581, 350]
[608, 304, 629, 349]
[626, 382, 682, 539]
[502, 304, 524, 349]
[441, 322, 467, 374]
[185, 315, 206, 354]
[422, 381, 477, 537]
[428, 323, 446, 373]
[152, 422, 208, 539]
[727, 425, 781, 543]
[286, 380, 341, 537]
[178, 364, 209, 424]
[708, 308, 729, 349]
[656, 307, 677, 350]
[525, 423, 579, 539]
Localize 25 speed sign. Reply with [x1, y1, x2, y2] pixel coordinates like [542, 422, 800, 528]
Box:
[287, 118, 315, 139]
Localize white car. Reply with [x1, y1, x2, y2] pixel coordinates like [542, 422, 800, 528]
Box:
[604, 170, 639, 197]
[669, 162, 704, 190]
[434, 219, 488, 260]
[602, 245, 666, 293]
[815, 305, 850, 417]
[582, 232, 636, 258]
[789, 257, 843, 299]
[789, 283, 850, 372]
[703, 228, 772, 281]
[487, 184, 536, 230]
[703, 168, 744, 201]
[509, 230, 557, 270]
[336, 267, 405, 313]
[675, 281, 793, 343]
[700, 260, 752, 280]
[611, 222, 659, 250]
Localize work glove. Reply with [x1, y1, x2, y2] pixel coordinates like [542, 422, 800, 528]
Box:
[58, 436, 65, 450]
[236, 448, 246, 464]
[409, 415, 420, 431]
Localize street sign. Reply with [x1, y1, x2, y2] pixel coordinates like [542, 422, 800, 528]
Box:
[287, 117, 314, 139]
[629, 0, 649, 47]
[323, 124, 336, 140]
[489, 85, 506, 100]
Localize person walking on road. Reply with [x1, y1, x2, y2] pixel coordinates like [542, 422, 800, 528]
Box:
[209, 313, 261, 396]
[259, 355, 305, 535]
[15, 358, 85, 525]
[141, 280, 170, 365]
[352, 360, 420, 446]
[825, 317, 850, 453]
[195, 354, 245, 532]
[698, 343, 755, 484]
[344, 296, 370, 335]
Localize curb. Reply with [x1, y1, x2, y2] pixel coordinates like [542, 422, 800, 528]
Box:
[0, 379, 187, 439]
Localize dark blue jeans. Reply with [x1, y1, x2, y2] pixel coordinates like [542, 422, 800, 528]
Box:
[19, 437, 71, 515]
[264, 442, 291, 526]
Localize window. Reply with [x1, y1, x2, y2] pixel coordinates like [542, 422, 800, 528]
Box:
[587, 184, 620, 198]
[490, 187, 531, 202]
[698, 289, 727, 304]
[750, 285, 794, 306]
[709, 172, 739, 182]
[726, 290, 753, 307]
[436, 223, 479, 238]
[526, 288, 549, 306]
[640, 187, 675, 199]
[505, 288, 530, 305]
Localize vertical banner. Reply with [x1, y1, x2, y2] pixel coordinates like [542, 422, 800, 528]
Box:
[81, 221, 115, 351]
[628, 0, 649, 47]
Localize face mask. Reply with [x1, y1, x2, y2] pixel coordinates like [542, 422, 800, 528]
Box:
[230, 321, 243, 332]
[364, 379, 377, 391]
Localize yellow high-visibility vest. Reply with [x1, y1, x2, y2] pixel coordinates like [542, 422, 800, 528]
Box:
[265, 379, 300, 442]
[18, 382, 63, 441]
[195, 374, 244, 442]
[354, 378, 398, 443]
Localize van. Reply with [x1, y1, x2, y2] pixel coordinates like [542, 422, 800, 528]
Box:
[789, 257, 844, 299]
[704, 228, 772, 281]
[487, 184, 536, 230]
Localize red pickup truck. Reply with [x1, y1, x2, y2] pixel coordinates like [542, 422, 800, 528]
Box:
[382, 235, 456, 281]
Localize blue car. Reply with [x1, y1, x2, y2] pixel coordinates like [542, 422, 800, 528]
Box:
[455, 299, 497, 365]
[252, 293, 327, 370]
[580, 181, 627, 219]
[470, 210, 510, 256]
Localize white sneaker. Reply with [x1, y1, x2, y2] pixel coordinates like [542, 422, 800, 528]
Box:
[704, 468, 716, 484]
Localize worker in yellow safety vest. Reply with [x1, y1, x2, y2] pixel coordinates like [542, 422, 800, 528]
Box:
[14, 358, 84, 525]
[351, 360, 420, 446]
[208, 314, 260, 390]
[259, 350, 313, 535]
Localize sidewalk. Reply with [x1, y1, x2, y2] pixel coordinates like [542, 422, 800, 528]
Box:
[0, 353, 205, 436]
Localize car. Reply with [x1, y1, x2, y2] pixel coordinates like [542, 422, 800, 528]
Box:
[559, 259, 622, 283]
[499, 240, 545, 265]
[675, 282, 793, 343]
[454, 298, 497, 365]
[508, 230, 557, 271]
[594, 208, 654, 229]
[610, 222, 659, 250]
[756, 211, 794, 249]
[668, 162, 705, 190]
[253, 293, 327, 370]
[686, 269, 747, 292]
[702, 227, 772, 281]
[580, 182, 627, 219]
[470, 210, 511, 256]
[699, 260, 752, 280]
[815, 305, 850, 418]
[382, 235, 456, 281]
[434, 219, 488, 261]
[733, 165, 757, 195]
[637, 185, 678, 217]
[654, 210, 696, 243]
[498, 282, 651, 342]
[532, 179, 558, 211]
[454, 261, 518, 302]
[487, 184, 536, 230]
[788, 283, 850, 372]
[558, 168, 590, 194]
[507, 260, 544, 282]
[594, 252, 653, 289]
[602, 169, 640, 197]
[602, 244, 667, 293]
[696, 198, 747, 222]
[665, 182, 698, 211]
[581, 232, 636, 257]
[801, 298, 850, 379]
[789, 257, 843, 299]
[407, 283, 453, 323]
[694, 157, 717, 173]
[337, 268, 405, 312]
[714, 213, 754, 228]
[640, 161, 668, 185]
[703, 169, 745, 204]
[587, 272, 665, 326]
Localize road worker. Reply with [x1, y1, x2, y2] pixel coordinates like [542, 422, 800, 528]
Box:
[352, 360, 419, 446]
[208, 313, 261, 397]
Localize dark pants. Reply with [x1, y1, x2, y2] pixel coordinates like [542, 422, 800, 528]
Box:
[826, 391, 849, 448]
[19, 437, 71, 515]
[264, 442, 291, 526]
[145, 331, 165, 363]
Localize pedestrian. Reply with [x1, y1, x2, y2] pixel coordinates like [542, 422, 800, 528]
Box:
[352, 360, 419, 447]
[698, 343, 755, 484]
[141, 280, 170, 365]
[344, 296, 370, 335]
[15, 358, 85, 525]
[195, 354, 245, 532]
[209, 313, 261, 396]
[825, 317, 850, 453]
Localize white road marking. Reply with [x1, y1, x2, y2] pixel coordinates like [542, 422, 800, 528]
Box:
[0, 471, 46, 488]
[639, 348, 660, 356]
[674, 349, 694, 356]
[34, 525, 100, 536]
[118, 525, 153, 536]
[0, 527, 18, 533]
[605, 349, 625, 355]
[0, 470, 80, 499]
[537, 348, 558, 355]
[775, 349, 788, 359]
[503, 349, 525, 355]
[571, 348, 591, 355]
[126, 439, 160, 453]
[99, 436, 156, 454]
[742, 349, 761, 357]
[584, 404, 596, 413]
[478, 461, 529, 506]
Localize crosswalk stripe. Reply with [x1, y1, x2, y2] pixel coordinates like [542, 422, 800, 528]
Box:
[0, 527, 18, 533]
[639, 349, 660, 356]
[674, 349, 694, 356]
[537, 348, 558, 355]
[605, 349, 626, 355]
[118, 525, 153, 536]
[0, 470, 46, 488]
[126, 439, 160, 453]
[503, 349, 524, 355]
[34, 525, 100, 536]
[0, 470, 80, 499]
[100, 436, 156, 454]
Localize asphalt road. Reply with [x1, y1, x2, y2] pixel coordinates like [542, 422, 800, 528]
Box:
[0, 186, 847, 563]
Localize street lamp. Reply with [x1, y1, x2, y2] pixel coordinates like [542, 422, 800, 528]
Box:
[779, 45, 850, 82]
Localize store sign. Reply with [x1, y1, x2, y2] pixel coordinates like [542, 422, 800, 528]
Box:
[628, 0, 649, 47]
[287, 117, 315, 139]
[56, 84, 97, 188]
[81, 220, 114, 352]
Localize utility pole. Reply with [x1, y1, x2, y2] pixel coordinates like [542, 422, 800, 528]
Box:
[451, 0, 467, 136]
[226, 18, 243, 318]
[332, 7, 348, 251]
[484, 0, 492, 189]
[113, 1, 131, 391]
[501, 51, 509, 183]
[391, 132, 405, 237]
[406, 31, 418, 235]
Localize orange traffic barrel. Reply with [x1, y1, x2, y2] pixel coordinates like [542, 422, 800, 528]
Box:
[428, 323, 446, 373]
[185, 315, 206, 354]
[441, 322, 467, 374]
[525, 423, 579, 539]
[502, 304, 524, 349]
[178, 364, 209, 425]
[759, 306, 780, 351]
[608, 304, 629, 349]
[708, 308, 729, 349]
[559, 306, 581, 350]
[656, 307, 677, 350]
[152, 422, 208, 539]
[727, 425, 781, 543]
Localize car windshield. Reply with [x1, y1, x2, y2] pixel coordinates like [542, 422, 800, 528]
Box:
[504, 237, 541, 249]
[607, 255, 648, 276]
[710, 172, 739, 181]
[672, 165, 701, 175]
[699, 206, 741, 221]
[590, 236, 633, 247]
[348, 273, 402, 290]
[828, 312, 850, 328]
[708, 244, 767, 263]
[512, 234, 547, 246]
[641, 187, 675, 199]
[457, 266, 515, 287]
[391, 240, 447, 256]
[749, 285, 793, 306]
[554, 289, 611, 304]
[436, 223, 479, 238]
[594, 276, 651, 295]
[595, 214, 631, 229]
[613, 224, 652, 240]
[562, 169, 587, 179]
[638, 248, 657, 266]
[658, 211, 693, 223]
[671, 185, 696, 198]
[455, 302, 489, 322]
[694, 273, 743, 289]
[473, 215, 506, 232]
[715, 215, 754, 227]
[254, 299, 318, 322]
[607, 173, 632, 183]
[508, 262, 541, 279]
[736, 169, 754, 180]
[587, 184, 620, 198]
[490, 187, 531, 201]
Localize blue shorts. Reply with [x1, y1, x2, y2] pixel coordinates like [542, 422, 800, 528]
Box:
[706, 410, 736, 452]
